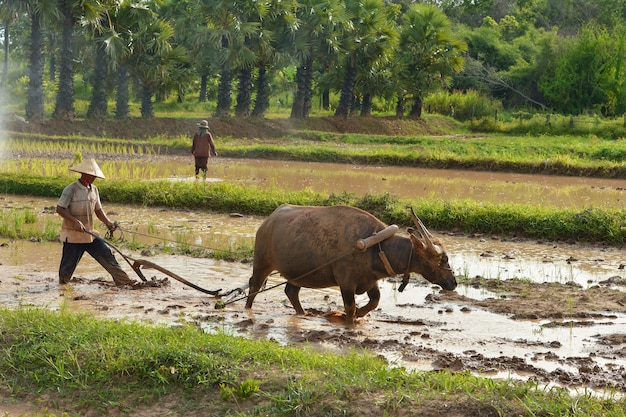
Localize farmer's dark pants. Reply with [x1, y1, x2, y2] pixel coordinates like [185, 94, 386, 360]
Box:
[59, 239, 134, 286]
[194, 156, 208, 176]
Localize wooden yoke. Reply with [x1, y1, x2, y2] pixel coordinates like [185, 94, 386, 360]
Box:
[355, 224, 399, 251]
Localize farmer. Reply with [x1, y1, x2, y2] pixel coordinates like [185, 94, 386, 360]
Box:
[56, 158, 137, 286]
[191, 120, 218, 179]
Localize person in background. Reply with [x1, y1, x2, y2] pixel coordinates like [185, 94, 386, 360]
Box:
[56, 158, 136, 286]
[191, 120, 218, 179]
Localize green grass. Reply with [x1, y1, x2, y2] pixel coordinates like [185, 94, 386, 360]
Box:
[5, 130, 626, 178]
[1, 307, 624, 416]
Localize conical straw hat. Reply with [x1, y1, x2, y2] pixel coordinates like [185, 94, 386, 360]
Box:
[69, 158, 106, 179]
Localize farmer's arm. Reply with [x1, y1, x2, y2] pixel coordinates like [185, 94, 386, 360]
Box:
[56, 205, 84, 231]
[95, 208, 116, 231]
[208, 133, 218, 156]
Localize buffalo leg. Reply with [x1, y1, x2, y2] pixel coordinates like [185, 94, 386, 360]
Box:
[245, 268, 271, 309]
[356, 286, 380, 318]
[340, 288, 357, 324]
[285, 282, 306, 315]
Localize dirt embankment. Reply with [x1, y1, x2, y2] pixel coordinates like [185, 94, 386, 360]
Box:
[4, 116, 460, 140]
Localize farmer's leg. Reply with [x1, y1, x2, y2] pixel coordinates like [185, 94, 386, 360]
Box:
[86, 239, 135, 286]
[198, 157, 208, 180]
[59, 242, 86, 284]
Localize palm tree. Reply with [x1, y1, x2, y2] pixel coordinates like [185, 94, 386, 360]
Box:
[333, 0, 398, 118]
[395, 4, 467, 118]
[129, 17, 184, 118]
[0, 2, 19, 88]
[290, 0, 347, 119]
[103, 0, 164, 119]
[161, 0, 219, 103]
[199, 0, 259, 118]
[17, 0, 60, 122]
[251, 0, 298, 118]
[53, 0, 105, 120]
[86, 24, 109, 119]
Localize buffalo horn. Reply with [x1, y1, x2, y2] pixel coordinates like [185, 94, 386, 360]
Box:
[409, 207, 436, 251]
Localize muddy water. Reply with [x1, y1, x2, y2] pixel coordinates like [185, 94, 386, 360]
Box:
[2, 237, 625, 394]
[2, 194, 623, 288]
[202, 158, 626, 209]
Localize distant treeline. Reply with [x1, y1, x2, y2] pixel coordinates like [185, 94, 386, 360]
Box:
[2, 0, 626, 123]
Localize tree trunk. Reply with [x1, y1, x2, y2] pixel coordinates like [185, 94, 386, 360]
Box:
[291, 57, 314, 119]
[302, 57, 313, 118]
[322, 89, 330, 111]
[350, 95, 360, 114]
[251, 63, 268, 118]
[215, 34, 232, 118]
[25, 11, 45, 122]
[115, 63, 130, 119]
[199, 74, 208, 102]
[360, 93, 372, 116]
[290, 64, 306, 119]
[235, 66, 252, 117]
[140, 83, 153, 118]
[48, 33, 56, 82]
[53, 4, 75, 121]
[87, 41, 108, 120]
[334, 58, 356, 119]
[215, 68, 232, 117]
[2, 20, 8, 87]
[410, 95, 423, 118]
[395, 93, 405, 118]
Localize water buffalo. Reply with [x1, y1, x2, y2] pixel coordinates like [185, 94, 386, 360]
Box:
[245, 204, 457, 324]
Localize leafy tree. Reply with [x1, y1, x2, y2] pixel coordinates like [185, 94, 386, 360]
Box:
[103, 0, 164, 119]
[87, 4, 115, 120]
[53, 0, 105, 120]
[0, 1, 20, 87]
[199, 0, 259, 118]
[129, 17, 184, 118]
[162, 0, 220, 103]
[251, 0, 298, 117]
[395, 4, 467, 118]
[538, 24, 620, 115]
[14, 0, 60, 122]
[333, 0, 398, 118]
[290, 0, 348, 119]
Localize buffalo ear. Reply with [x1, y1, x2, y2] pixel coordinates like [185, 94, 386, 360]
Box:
[408, 229, 428, 252]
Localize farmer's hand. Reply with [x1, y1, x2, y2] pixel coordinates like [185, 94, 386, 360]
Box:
[107, 222, 118, 232]
[72, 219, 84, 231]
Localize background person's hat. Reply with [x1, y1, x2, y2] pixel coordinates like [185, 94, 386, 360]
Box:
[197, 120, 209, 129]
[69, 158, 106, 179]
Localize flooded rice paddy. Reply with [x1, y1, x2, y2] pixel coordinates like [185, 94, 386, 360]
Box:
[1, 156, 626, 394]
[8, 156, 626, 209]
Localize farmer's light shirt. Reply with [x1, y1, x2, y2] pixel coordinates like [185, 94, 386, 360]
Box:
[58, 180, 102, 243]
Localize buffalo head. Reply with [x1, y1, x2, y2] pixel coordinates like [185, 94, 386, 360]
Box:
[408, 207, 457, 291]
